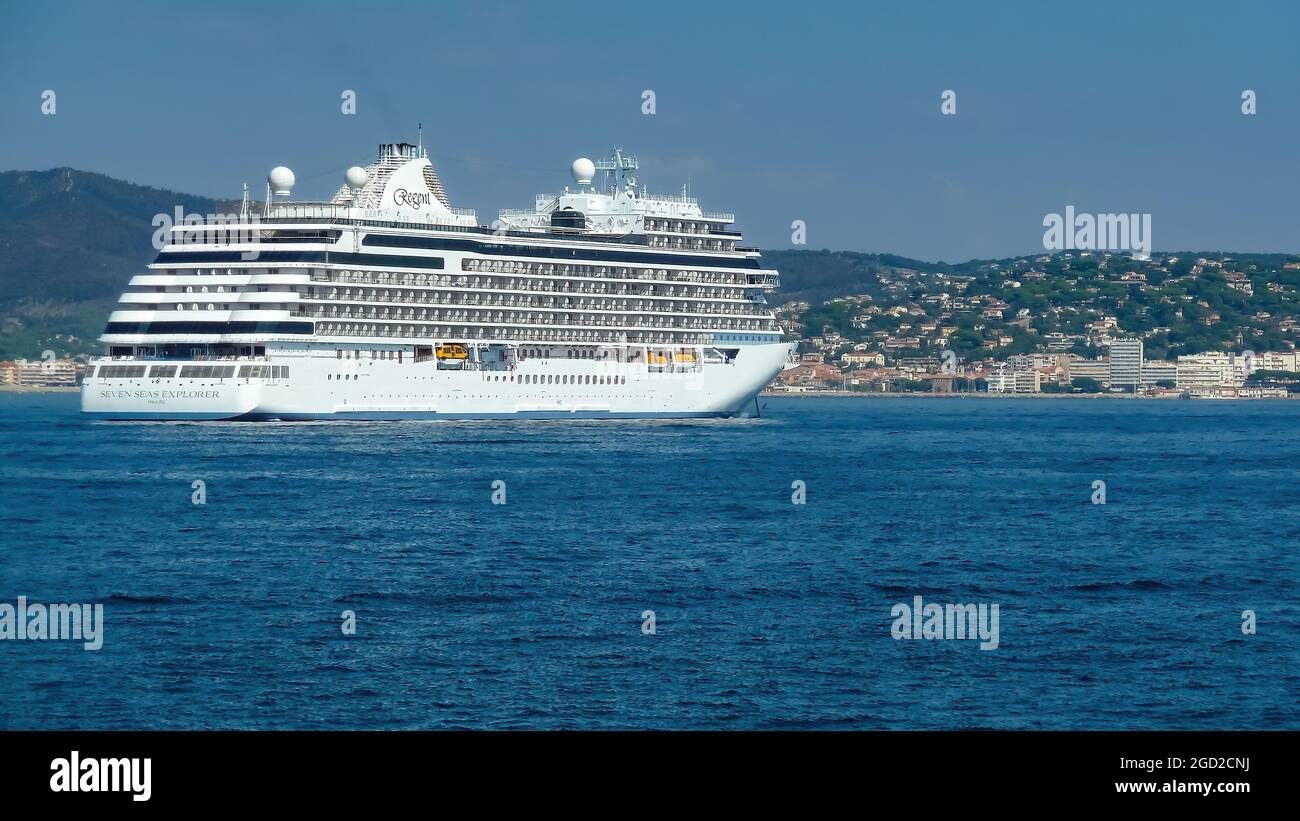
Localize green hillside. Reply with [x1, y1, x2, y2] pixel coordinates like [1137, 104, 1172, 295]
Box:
[0, 168, 225, 358]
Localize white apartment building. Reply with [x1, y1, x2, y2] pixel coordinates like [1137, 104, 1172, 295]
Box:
[1067, 357, 1110, 384]
[1008, 353, 1066, 371]
[15, 358, 79, 387]
[1108, 338, 1143, 391]
[1140, 361, 1178, 388]
[1254, 351, 1299, 372]
[987, 369, 1041, 393]
[1176, 352, 1249, 389]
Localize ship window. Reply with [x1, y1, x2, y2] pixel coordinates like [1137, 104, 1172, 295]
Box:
[337, 349, 343, 359]
[99, 365, 147, 379]
[179, 365, 235, 379]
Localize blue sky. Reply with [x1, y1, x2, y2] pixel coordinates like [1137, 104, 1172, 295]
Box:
[2, 0, 1298, 260]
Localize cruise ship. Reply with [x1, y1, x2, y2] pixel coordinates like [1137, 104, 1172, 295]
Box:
[81, 142, 795, 419]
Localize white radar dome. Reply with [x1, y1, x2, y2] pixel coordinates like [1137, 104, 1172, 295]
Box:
[268, 166, 296, 196]
[571, 157, 595, 185]
[345, 166, 369, 190]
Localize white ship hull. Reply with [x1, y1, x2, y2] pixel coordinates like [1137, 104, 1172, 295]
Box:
[82, 342, 793, 420]
[82, 143, 792, 421]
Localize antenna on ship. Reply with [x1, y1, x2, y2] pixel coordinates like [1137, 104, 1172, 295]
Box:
[418, 122, 424, 157]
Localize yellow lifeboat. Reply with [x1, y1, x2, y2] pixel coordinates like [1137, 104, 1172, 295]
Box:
[436, 344, 468, 360]
[674, 352, 696, 363]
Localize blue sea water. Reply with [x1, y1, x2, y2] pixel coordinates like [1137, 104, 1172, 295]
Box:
[1, 392, 1297, 730]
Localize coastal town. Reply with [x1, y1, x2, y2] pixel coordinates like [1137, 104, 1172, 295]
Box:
[0, 357, 80, 389]
[770, 341, 1298, 398]
[766, 250, 1300, 399]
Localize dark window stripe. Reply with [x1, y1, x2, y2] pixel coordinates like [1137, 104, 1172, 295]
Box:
[104, 321, 315, 335]
[156, 239, 759, 271]
[154, 250, 445, 269]
[361, 233, 760, 269]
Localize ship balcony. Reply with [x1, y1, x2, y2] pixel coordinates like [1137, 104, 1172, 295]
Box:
[295, 295, 772, 318]
[297, 310, 775, 334]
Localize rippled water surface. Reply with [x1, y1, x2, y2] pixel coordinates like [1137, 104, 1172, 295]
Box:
[1, 392, 1297, 729]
